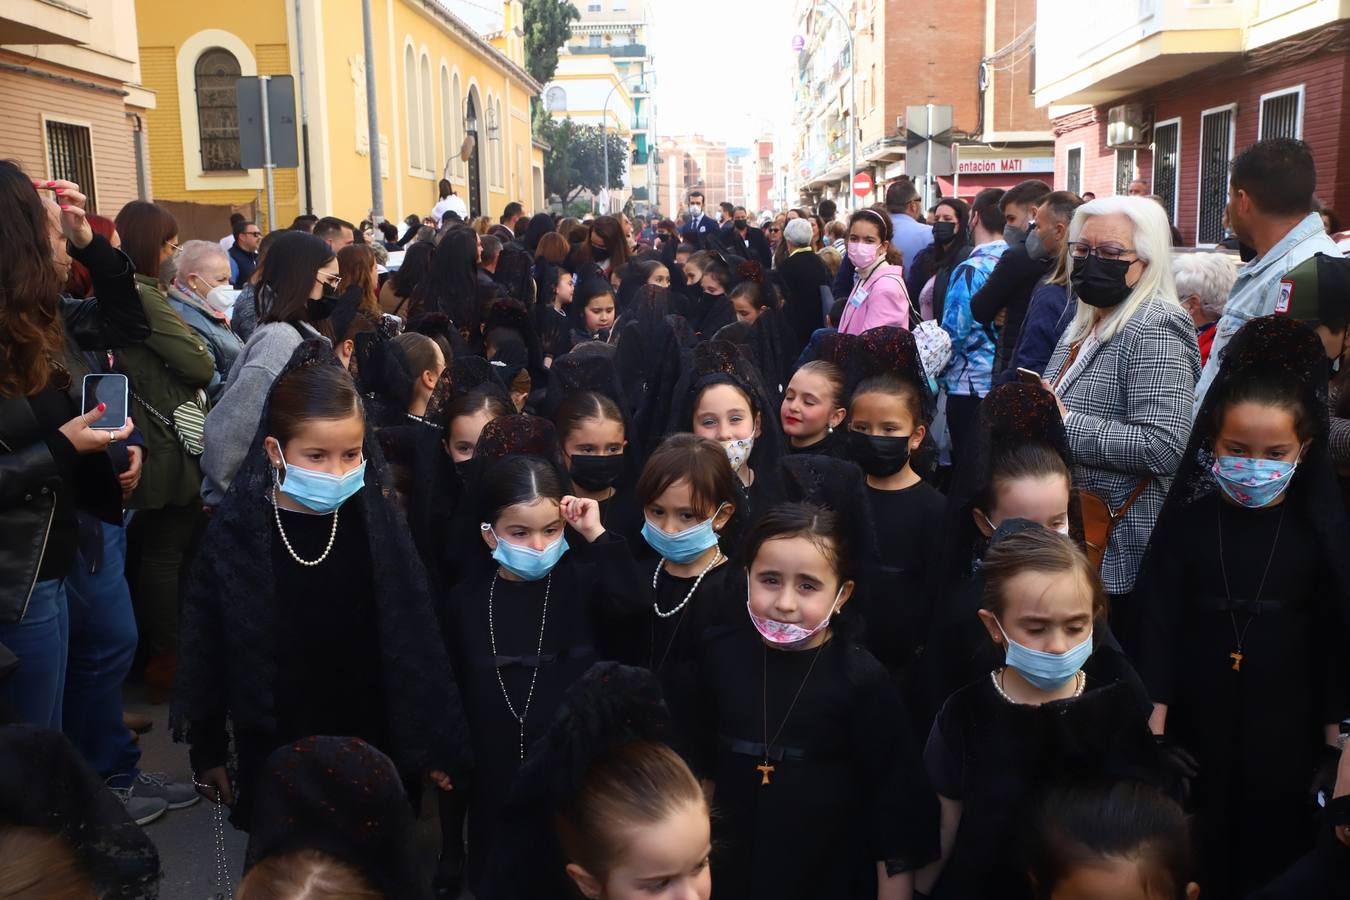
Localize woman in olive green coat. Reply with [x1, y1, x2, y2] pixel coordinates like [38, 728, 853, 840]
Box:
[113, 202, 217, 699]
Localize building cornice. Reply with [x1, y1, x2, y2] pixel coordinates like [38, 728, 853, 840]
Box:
[417, 0, 542, 95]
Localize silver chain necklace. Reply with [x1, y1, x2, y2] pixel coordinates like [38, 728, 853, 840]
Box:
[191, 774, 233, 898]
[651, 550, 723, 618]
[271, 486, 339, 567]
[487, 571, 551, 760]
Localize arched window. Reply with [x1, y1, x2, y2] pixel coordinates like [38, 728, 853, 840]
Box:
[495, 98, 505, 187]
[195, 48, 242, 170]
[420, 53, 434, 174]
[452, 73, 463, 177]
[545, 86, 567, 112]
[440, 65, 451, 176]
[404, 44, 421, 170]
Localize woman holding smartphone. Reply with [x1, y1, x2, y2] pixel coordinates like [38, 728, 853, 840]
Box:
[0, 165, 143, 729]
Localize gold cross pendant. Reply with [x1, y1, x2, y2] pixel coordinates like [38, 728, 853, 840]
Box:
[755, 762, 775, 785]
[1229, 650, 1243, 672]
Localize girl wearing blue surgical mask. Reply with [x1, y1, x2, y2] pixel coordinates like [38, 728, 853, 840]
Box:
[686, 502, 936, 900]
[176, 348, 471, 832]
[440, 453, 647, 893]
[917, 525, 1160, 899]
[1136, 316, 1350, 898]
[622, 434, 741, 698]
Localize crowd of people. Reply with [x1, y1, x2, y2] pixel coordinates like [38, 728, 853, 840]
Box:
[2, 135, 1350, 900]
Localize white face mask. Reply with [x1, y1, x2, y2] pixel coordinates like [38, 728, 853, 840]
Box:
[689, 204, 702, 217]
[205, 286, 240, 314]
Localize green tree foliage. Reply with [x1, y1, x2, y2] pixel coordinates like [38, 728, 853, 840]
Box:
[523, 0, 580, 85]
[537, 116, 629, 205]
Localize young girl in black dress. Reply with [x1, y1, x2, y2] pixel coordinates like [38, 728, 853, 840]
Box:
[843, 327, 947, 684]
[1137, 316, 1350, 898]
[690, 502, 938, 900]
[781, 360, 848, 455]
[628, 433, 741, 699]
[441, 441, 646, 891]
[174, 344, 470, 831]
[555, 389, 643, 546]
[480, 663, 712, 900]
[918, 525, 1160, 899]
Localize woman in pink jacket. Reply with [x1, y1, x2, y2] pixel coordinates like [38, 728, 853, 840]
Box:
[837, 207, 911, 335]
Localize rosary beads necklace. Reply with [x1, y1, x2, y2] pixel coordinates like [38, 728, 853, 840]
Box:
[487, 571, 551, 760]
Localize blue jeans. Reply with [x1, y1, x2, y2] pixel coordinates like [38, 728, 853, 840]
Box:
[0, 578, 69, 728]
[64, 520, 141, 779]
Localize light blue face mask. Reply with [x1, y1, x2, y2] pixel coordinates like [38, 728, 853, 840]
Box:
[1212, 454, 1299, 508]
[484, 526, 569, 581]
[276, 451, 366, 514]
[641, 503, 726, 564]
[997, 620, 1093, 692]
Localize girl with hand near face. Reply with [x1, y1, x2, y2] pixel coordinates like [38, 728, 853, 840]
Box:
[687, 503, 938, 900]
[441, 437, 647, 893]
[555, 389, 643, 549]
[917, 525, 1162, 900]
[175, 348, 471, 833]
[1136, 316, 1350, 899]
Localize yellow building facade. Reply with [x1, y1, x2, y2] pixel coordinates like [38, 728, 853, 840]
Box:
[135, 0, 543, 236]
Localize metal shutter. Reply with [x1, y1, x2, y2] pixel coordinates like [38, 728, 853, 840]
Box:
[1066, 147, 1082, 196]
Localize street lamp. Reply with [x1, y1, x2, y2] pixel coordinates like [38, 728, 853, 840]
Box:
[812, 0, 856, 210]
[602, 69, 647, 214]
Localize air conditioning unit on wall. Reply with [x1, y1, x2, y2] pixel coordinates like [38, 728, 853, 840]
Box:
[1106, 104, 1153, 149]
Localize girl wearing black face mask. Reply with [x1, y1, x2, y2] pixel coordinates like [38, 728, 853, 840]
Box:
[555, 389, 645, 552]
[906, 197, 973, 323]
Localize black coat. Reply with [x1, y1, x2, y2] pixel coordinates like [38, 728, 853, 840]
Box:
[722, 225, 773, 269]
[774, 249, 832, 353]
[681, 214, 722, 249]
[0, 236, 148, 622]
[968, 239, 1051, 379]
[229, 243, 259, 289]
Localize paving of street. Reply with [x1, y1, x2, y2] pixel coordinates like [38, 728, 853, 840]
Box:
[125, 687, 449, 898]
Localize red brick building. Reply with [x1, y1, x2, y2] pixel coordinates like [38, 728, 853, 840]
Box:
[1036, 0, 1350, 244]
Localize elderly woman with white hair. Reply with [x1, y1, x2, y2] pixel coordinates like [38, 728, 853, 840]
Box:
[1172, 251, 1237, 367]
[777, 216, 835, 350]
[1042, 196, 1201, 650]
[167, 239, 244, 397]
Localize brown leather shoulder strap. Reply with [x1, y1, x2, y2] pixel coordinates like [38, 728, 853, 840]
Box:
[1051, 342, 1081, 390]
[1111, 477, 1153, 523]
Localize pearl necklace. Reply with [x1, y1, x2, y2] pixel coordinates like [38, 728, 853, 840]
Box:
[488, 571, 551, 760]
[652, 550, 723, 618]
[272, 487, 339, 566]
[990, 667, 1085, 705]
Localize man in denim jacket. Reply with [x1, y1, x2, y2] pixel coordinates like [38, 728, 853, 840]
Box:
[1194, 139, 1339, 412]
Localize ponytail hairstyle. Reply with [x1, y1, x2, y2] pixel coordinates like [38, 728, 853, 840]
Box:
[479, 454, 567, 524]
[555, 390, 625, 447]
[1028, 780, 1193, 900]
[742, 501, 856, 587]
[849, 205, 902, 265]
[266, 362, 364, 447]
[555, 741, 705, 885]
[980, 526, 1107, 622]
[237, 849, 381, 900]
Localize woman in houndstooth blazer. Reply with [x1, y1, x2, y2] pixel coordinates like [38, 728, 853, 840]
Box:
[1043, 197, 1200, 647]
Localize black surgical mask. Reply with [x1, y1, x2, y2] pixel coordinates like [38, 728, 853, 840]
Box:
[735, 219, 748, 231]
[846, 430, 912, 477]
[1070, 255, 1134, 309]
[569, 454, 625, 491]
[933, 221, 957, 245]
[306, 285, 341, 320]
[591, 245, 610, 262]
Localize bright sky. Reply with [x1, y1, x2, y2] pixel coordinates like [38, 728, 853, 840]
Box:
[448, 0, 797, 148]
[645, 0, 796, 147]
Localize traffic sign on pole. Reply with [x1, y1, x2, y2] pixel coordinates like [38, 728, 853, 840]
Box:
[852, 171, 873, 198]
[904, 103, 955, 178]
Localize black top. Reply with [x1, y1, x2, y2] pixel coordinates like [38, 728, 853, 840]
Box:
[1138, 492, 1350, 896]
[271, 506, 386, 750]
[689, 623, 938, 899]
[924, 674, 1162, 900]
[859, 480, 946, 677]
[443, 533, 645, 887]
[671, 291, 735, 341]
[786, 428, 847, 458]
[28, 387, 79, 580]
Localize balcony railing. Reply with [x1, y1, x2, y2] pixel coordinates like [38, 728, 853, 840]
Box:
[567, 43, 648, 58]
[632, 113, 650, 131]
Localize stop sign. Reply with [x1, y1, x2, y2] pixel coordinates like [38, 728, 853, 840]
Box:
[852, 171, 873, 198]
